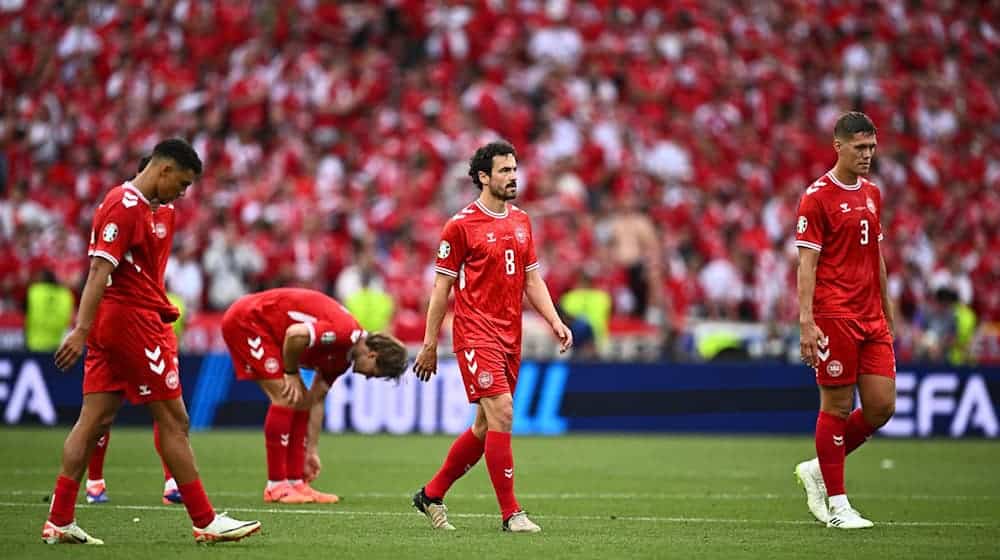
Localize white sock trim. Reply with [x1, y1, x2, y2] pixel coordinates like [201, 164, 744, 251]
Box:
[829, 494, 850, 510]
[163, 478, 178, 491]
[86, 479, 105, 487]
[266, 480, 286, 489]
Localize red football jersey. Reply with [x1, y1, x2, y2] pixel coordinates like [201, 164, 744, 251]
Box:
[244, 288, 364, 384]
[434, 199, 539, 354]
[87, 182, 179, 321]
[794, 171, 885, 319]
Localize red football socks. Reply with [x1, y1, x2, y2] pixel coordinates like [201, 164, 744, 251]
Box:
[815, 411, 848, 496]
[153, 422, 173, 481]
[425, 428, 486, 500]
[178, 479, 215, 528]
[264, 405, 295, 481]
[48, 475, 79, 526]
[287, 409, 310, 481]
[844, 408, 877, 456]
[485, 430, 520, 520]
[87, 432, 110, 481]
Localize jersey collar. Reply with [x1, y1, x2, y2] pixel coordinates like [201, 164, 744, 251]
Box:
[475, 199, 509, 218]
[825, 171, 861, 191]
[123, 181, 152, 205]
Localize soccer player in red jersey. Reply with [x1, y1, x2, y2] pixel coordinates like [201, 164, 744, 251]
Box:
[46, 139, 261, 544]
[221, 287, 408, 504]
[793, 112, 896, 529]
[84, 156, 182, 507]
[411, 141, 573, 533]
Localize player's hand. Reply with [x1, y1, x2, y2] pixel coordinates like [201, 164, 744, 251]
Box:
[799, 320, 827, 369]
[281, 372, 306, 406]
[551, 320, 574, 353]
[304, 451, 322, 483]
[54, 328, 88, 371]
[413, 344, 438, 382]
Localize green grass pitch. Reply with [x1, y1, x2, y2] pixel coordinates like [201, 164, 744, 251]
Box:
[0, 427, 997, 559]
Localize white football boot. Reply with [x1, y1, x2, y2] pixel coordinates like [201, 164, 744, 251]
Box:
[795, 458, 831, 523]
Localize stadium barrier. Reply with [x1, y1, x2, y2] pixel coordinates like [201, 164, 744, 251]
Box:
[1, 352, 996, 438]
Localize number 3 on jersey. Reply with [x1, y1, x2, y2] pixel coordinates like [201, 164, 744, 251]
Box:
[860, 219, 869, 245]
[504, 249, 516, 275]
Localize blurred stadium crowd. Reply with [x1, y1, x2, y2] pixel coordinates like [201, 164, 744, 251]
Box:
[1, 0, 998, 363]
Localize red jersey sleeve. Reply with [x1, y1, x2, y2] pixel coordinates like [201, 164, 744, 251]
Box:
[434, 218, 468, 278]
[89, 200, 142, 268]
[305, 320, 360, 350]
[794, 193, 825, 253]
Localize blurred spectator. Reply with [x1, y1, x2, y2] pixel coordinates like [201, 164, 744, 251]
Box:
[335, 238, 385, 303]
[165, 242, 204, 312]
[202, 223, 264, 311]
[604, 192, 660, 319]
[0, 1, 997, 361]
[559, 264, 612, 351]
[25, 269, 73, 352]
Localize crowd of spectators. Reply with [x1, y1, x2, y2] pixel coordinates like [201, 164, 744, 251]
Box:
[2, 0, 998, 362]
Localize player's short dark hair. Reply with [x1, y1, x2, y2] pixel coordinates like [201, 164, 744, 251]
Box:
[834, 112, 877, 139]
[367, 332, 408, 381]
[137, 155, 151, 174]
[152, 138, 202, 175]
[468, 141, 516, 190]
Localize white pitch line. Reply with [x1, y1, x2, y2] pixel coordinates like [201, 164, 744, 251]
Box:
[0, 502, 995, 529]
[5, 490, 999, 502]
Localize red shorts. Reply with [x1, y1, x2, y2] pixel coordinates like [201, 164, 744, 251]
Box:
[456, 347, 520, 403]
[813, 316, 896, 386]
[221, 298, 283, 381]
[83, 303, 181, 405]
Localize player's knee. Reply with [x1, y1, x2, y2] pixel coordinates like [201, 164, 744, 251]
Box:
[866, 400, 895, 428]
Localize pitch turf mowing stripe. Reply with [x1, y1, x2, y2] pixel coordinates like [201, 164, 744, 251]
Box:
[1, 502, 996, 528]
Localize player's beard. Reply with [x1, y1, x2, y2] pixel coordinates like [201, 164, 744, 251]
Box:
[492, 181, 517, 201]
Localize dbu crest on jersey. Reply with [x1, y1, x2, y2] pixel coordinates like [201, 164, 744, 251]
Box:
[102, 223, 119, 242]
[866, 196, 876, 214]
[515, 227, 527, 244]
[797, 216, 808, 234]
[321, 331, 336, 345]
[438, 240, 451, 259]
[154, 222, 167, 239]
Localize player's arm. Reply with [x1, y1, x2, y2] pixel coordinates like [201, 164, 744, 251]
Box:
[303, 376, 330, 482]
[524, 268, 573, 353]
[797, 247, 826, 368]
[280, 323, 311, 405]
[413, 273, 455, 381]
[878, 251, 894, 336]
[54, 257, 115, 370]
[874, 187, 894, 336]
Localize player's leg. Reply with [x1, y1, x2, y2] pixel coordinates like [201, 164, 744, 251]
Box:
[43, 392, 122, 545]
[256, 378, 314, 504]
[424, 405, 487, 500]
[412, 405, 485, 530]
[479, 392, 534, 530]
[846, 339, 897, 455]
[154, 422, 182, 504]
[289, 400, 339, 503]
[85, 431, 111, 504]
[147, 397, 261, 542]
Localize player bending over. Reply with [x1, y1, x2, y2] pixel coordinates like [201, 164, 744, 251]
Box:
[221, 288, 407, 504]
